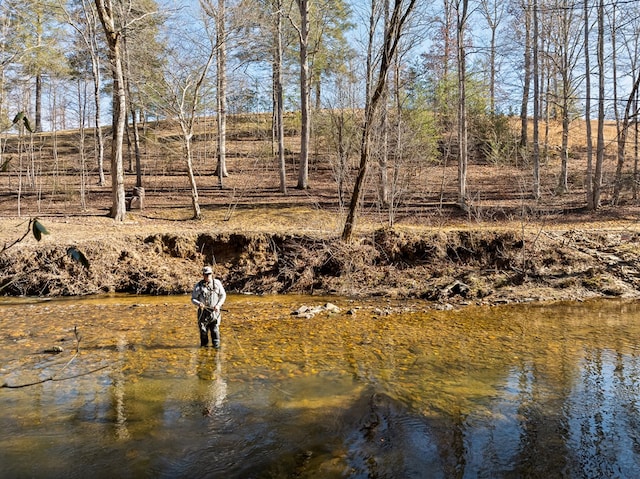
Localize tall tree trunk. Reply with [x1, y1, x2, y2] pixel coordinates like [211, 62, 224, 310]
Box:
[179, 41, 215, 219]
[77, 78, 87, 210]
[129, 108, 142, 187]
[456, 0, 469, 209]
[442, 0, 453, 87]
[182, 129, 201, 219]
[584, 0, 594, 208]
[489, 15, 496, 115]
[342, 0, 417, 242]
[216, 0, 229, 187]
[92, 52, 106, 187]
[379, 0, 390, 208]
[593, 0, 605, 209]
[109, 45, 128, 220]
[34, 5, 44, 132]
[559, 93, 569, 192]
[273, 0, 286, 194]
[634, 94, 639, 201]
[532, 0, 540, 200]
[611, 3, 621, 204]
[480, 0, 502, 115]
[123, 36, 142, 188]
[542, 39, 551, 165]
[95, 0, 127, 221]
[35, 73, 42, 132]
[365, 0, 376, 115]
[520, 0, 532, 149]
[558, 0, 571, 193]
[71, 0, 106, 185]
[295, 0, 310, 189]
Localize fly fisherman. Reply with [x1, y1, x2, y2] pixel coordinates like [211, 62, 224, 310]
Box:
[191, 266, 227, 348]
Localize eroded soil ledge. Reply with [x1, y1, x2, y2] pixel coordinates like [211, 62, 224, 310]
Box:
[2, 227, 640, 307]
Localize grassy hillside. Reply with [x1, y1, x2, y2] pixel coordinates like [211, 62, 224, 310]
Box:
[0, 112, 633, 232]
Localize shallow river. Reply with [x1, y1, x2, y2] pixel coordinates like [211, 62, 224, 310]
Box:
[1, 294, 640, 478]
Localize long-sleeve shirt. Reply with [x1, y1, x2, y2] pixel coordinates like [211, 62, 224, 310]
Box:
[191, 278, 226, 320]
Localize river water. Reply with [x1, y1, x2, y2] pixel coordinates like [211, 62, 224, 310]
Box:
[1, 294, 640, 478]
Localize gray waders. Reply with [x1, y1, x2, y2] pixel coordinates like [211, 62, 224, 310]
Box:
[198, 308, 220, 348]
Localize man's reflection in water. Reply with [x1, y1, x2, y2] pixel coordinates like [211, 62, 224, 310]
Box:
[114, 333, 131, 440]
[194, 347, 228, 417]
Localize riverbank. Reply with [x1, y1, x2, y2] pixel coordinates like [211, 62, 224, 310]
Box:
[2, 210, 640, 307]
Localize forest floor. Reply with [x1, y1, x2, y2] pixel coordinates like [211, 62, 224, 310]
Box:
[2, 118, 640, 309]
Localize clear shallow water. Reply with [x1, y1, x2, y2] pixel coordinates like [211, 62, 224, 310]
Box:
[1, 295, 640, 478]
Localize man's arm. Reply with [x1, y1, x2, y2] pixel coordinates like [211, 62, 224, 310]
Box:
[214, 279, 226, 309]
[191, 282, 204, 308]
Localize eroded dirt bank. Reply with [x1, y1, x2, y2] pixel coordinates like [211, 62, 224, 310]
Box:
[2, 227, 640, 307]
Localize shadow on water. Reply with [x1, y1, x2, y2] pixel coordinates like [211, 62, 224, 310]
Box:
[2, 294, 640, 478]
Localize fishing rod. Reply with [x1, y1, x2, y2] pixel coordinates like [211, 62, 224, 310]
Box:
[199, 305, 230, 313]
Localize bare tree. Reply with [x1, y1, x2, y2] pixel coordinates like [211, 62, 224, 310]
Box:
[612, 75, 640, 204]
[94, 0, 159, 220]
[123, 33, 143, 188]
[13, 0, 67, 133]
[479, 0, 506, 115]
[379, 0, 390, 208]
[611, 2, 640, 204]
[152, 7, 217, 219]
[591, 0, 605, 209]
[456, 0, 469, 209]
[584, 0, 594, 208]
[94, 0, 128, 220]
[202, 0, 230, 187]
[167, 51, 215, 220]
[122, 0, 164, 192]
[325, 88, 357, 212]
[215, 0, 229, 185]
[63, 0, 107, 186]
[624, 8, 640, 201]
[519, 0, 532, 149]
[291, 0, 311, 189]
[532, 0, 540, 200]
[272, 0, 287, 194]
[342, 0, 416, 242]
[548, 0, 581, 193]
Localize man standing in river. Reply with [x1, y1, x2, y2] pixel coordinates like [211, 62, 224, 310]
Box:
[191, 266, 226, 348]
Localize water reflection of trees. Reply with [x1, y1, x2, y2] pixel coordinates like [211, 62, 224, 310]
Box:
[425, 304, 640, 477]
